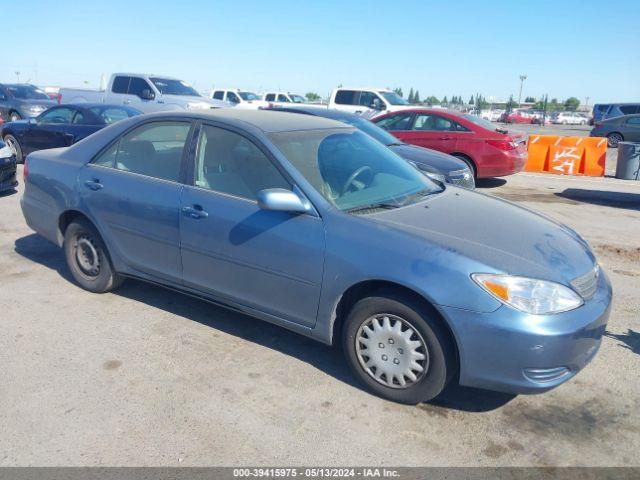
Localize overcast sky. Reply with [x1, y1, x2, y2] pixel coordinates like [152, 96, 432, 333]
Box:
[4, 0, 639, 104]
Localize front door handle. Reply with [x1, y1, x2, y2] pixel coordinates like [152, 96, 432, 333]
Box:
[84, 179, 103, 191]
[182, 205, 208, 219]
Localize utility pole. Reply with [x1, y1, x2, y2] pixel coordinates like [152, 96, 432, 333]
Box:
[518, 74, 527, 106]
[15, 71, 20, 83]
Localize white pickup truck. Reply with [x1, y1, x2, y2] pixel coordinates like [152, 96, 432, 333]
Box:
[211, 89, 269, 109]
[58, 73, 229, 112]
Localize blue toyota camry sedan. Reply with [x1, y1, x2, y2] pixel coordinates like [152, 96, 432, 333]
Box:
[21, 110, 611, 404]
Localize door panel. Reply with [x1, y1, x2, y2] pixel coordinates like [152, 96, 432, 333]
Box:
[78, 165, 183, 282]
[180, 187, 325, 327]
[22, 106, 75, 154]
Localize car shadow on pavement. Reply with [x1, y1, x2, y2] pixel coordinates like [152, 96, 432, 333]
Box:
[0, 188, 18, 198]
[555, 188, 640, 211]
[605, 329, 640, 356]
[475, 178, 507, 189]
[15, 232, 518, 413]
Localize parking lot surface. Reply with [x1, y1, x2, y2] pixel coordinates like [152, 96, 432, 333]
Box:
[1, 164, 639, 466]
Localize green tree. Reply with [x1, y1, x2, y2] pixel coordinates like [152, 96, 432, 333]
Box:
[468, 95, 474, 105]
[506, 94, 517, 111]
[564, 97, 580, 111]
[408, 88, 415, 103]
[424, 96, 440, 105]
[442, 95, 448, 104]
[393, 87, 403, 98]
[414, 90, 421, 103]
[524, 96, 536, 103]
[305, 92, 320, 102]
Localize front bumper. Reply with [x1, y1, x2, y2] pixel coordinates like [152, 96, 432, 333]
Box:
[440, 270, 612, 394]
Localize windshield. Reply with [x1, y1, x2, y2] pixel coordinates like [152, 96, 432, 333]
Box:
[7, 85, 49, 100]
[268, 128, 439, 212]
[289, 94, 306, 103]
[379, 91, 408, 106]
[149, 78, 200, 96]
[462, 114, 496, 130]
[340, 115, 402, 146]
[238, 91, 260, 101]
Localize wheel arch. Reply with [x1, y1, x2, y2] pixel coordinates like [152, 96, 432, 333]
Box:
[330, 279, 460, 371]
[58, 209, 93, 245]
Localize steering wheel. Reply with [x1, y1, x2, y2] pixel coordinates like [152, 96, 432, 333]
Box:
[341, 166, 374, 195]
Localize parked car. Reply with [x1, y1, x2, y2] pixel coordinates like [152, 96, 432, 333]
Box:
[0, 139, 17, 192]
[372, 108, 527, 178]
[267, 105, 474, 188]
[481, 109, 503, 122]
[502, 109, 534, 124]
[0, 84, 57, 121]
[211, 89, 268, 109]
[551, 111, 588, 125]
[328, 87, 412, 118]
[58, 73, 228, 113]
[592, 103, 640, 124]
[21, 110, 611, 404]
[1, 103, 141, 163]
[590, 114, 640, 147]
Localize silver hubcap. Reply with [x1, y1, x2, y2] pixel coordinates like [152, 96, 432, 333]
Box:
[75, 235, 100, 276]
[355, 314, 428, 389]
[610, 134, 621, 146]
[5, 137, 17, 156]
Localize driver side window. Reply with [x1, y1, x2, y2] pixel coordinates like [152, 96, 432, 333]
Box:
[38, 107, 75, 124]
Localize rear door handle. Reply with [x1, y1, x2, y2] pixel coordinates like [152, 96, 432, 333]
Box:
[84, 179, 103, 191]
[182, 205, 208, 219]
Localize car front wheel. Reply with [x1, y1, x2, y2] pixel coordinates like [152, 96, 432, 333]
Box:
[3, 134, 23, 164]
[64, 219, 124, 293]
[607, 132, 623, 148]
[342, 291, 456, 404]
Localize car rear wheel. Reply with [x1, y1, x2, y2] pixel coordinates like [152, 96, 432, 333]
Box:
[9, 111, 21, 122]
[342, 292, 456, 404]
[64, 219, 124, 293]
[3, 134, 23, 164]
[607, 132, 623, 148]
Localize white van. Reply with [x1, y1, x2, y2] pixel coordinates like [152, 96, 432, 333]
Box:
[328, 87, 412, 117]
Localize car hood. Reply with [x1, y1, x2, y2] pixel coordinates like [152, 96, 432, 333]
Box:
[370, 187, 596, 285]
[389, 144, 468, 172]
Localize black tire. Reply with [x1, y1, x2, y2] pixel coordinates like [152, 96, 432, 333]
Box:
[63, 218, 124, 293]
[9, 111, 21, 122]
[607, 132, 623, 148]
[3, 134, 23, 164]
[342, 291, 456, 404]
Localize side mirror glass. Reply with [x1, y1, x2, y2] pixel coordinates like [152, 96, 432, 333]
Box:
[141, 89, 155, 100]
[257, 188, 310, 214]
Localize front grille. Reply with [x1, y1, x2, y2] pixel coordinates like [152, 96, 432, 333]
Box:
[448, 169, 475, 189]
[523, 366, 570, 383]
[571, 266, 599, 300]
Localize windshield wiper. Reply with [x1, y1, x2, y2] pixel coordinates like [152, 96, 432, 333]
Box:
[345, 202, 400, 214]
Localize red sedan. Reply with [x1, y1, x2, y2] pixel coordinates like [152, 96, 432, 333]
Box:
[372, 108, 527, 178]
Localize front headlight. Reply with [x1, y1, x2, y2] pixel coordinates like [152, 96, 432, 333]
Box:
[471, 273, 583, 314]
[424, 171, 447, 183]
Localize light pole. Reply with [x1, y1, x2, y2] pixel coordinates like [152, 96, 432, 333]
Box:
[518, 74, 527, 106]
[15, 71, 20, 83]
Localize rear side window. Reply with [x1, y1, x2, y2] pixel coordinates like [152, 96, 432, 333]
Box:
[620, 105, 640, 115]
[90, 107, 136, 124]
[265, 93, 276, 102]
[93, 121, 191, 182]
[374, 112, 414, 131]
[596, 104, 609, 113]
[414, 114, 456, 131]
[626, 117, 640, 125]
[212, 91, 224, 100]
[128, 77, 153, 98]
[334, 90, 357, 105]
[111, 76, 130, 94]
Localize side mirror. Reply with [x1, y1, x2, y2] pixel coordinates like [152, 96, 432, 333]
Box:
[28, 117, 38, 125]
[141, 89, 155, 100]
[257, 188, 310, 214]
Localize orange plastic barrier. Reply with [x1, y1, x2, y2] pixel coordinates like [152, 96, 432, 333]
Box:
[525, 135, 606, 177]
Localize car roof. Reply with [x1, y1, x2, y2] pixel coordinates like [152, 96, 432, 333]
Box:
[143, 109, 351, 133]
[272, 106, 359, 121]
[379, 107, 466, 117]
